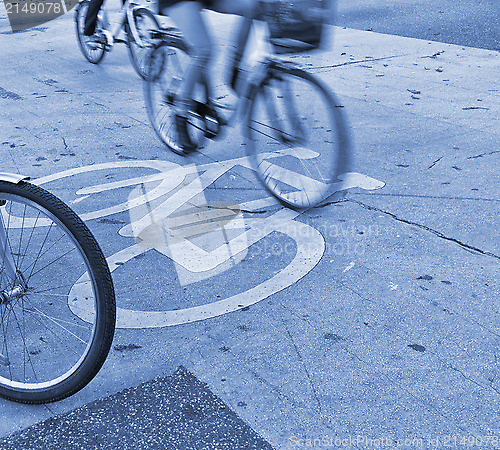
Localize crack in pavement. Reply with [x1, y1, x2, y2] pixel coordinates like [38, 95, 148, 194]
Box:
[323, 287, 500, 422]
[281, 319, 322, 412]
[422, 50, 446, 59]
[248, 369, 304, 408]
[351, 192, 499, 203]
[349, 199, 500, 260]
[279, 272, 498, 427]
[338, 345, 472, 433]
[449, 364, 500, 396]
[310, 49, 451, 72]
[308, 54, 405, 71]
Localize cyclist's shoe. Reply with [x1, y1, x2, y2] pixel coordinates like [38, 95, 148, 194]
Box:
[86, 31, 107, 49]
[193, 101, 224, 140]
[175, 114, 197, 154]
[88, 30, 113, 50]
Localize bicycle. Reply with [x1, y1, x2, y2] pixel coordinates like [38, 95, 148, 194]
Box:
[0, 173, 116, 404]
[143, 0, 352, 210]
[75, 0, 161, 79]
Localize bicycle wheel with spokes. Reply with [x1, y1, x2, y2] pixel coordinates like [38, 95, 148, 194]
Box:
[0, 181, 115, 404]
[126, 7, 161, 79]
[75, 0, 106, 64]
[144, 40, 207, 155]
[246, 64, 352, 209]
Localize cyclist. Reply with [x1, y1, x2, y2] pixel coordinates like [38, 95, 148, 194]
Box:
[83, 0, 110, 38]
[161, 0, 259, 153]
[83, 0, 259, 153]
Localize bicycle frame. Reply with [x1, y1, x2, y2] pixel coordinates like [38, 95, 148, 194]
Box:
[151, 16, 308, 155]
[99, 0, 147, 48]
[0, 173, 29, 281]
[195, 20, 288, 128]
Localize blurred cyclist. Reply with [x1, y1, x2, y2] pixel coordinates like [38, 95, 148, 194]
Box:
[163, 1, 258, 152]
[84, 0, 259, 153]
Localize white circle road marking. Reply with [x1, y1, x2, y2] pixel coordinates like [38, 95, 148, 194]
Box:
[69, 211, 324, 328]
[36, 159, 385, 328]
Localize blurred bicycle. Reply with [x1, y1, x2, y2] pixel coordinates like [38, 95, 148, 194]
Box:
[144, 0, 352, 209]
[75, 0, 161, 79]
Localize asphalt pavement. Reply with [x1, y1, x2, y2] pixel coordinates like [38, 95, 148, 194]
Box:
[337, 0, 500, 51]
[0, 4, 499, 450]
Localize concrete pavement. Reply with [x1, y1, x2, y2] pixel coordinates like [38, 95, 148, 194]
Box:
[0, 5, 499, 449]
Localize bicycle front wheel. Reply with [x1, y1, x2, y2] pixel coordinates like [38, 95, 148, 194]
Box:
[246, 64, 352, 209]
[75, 0, 106, 64]
[0, 181, 115, 404]
[126, 7, 161, 79]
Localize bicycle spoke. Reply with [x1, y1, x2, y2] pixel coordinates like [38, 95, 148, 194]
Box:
[9, 300, 39, 383]
[26, 244, 77, 281]
[30, 278, 91, 296]
[22, 303, 89, 346]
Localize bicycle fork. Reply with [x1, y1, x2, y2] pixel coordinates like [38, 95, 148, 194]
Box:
[0, 210, 28, 367]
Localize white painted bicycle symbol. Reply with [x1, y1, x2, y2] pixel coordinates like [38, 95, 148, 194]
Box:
[34, 156, 384, 328]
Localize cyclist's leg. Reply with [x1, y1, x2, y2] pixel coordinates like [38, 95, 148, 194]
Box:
[160, 1, 212, 151]
[210, 0, 259, 58]
[84, 0, 105, 36]
[209, 0, 260, 90]
[161, 1, 212, 111]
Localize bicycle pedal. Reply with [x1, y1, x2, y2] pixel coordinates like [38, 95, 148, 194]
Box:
[87, 42, 101, 50]
[191, 101, 223, 139]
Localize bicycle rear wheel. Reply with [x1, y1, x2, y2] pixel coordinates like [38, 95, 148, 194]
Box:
[126, 7, 161, 79]
[144, 40, 207, 155]
[75, 0, 106, 64]
[0, 181, 115, 404]
[246, 64, 352, 209]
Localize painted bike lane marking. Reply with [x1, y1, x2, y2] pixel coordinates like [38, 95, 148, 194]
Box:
[33, 158, 385, 328]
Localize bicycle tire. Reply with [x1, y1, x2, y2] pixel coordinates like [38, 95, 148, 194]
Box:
[75, 0, 106, 65]
[126, 7, 161, 80]
[0, 181, 115, 404]
[245, 63, 352, 209]
[144, 40, 208, 155]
